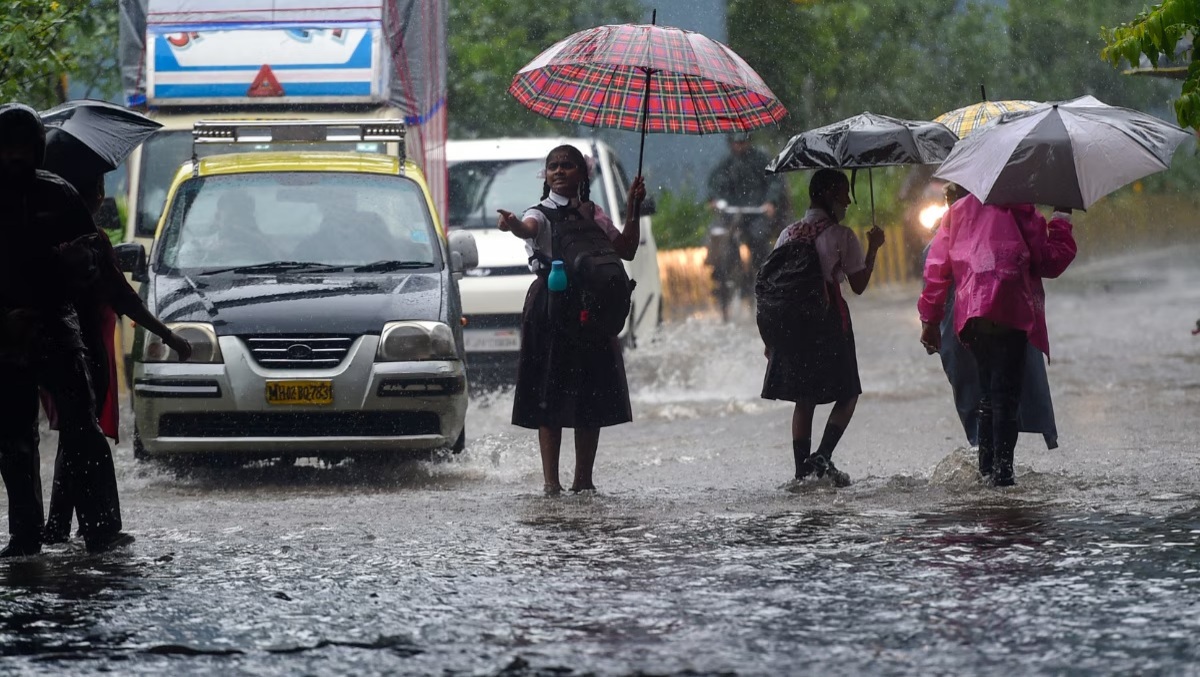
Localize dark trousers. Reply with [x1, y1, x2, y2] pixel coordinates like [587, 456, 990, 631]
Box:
[0, 337, 121, 544]
[45, 329, 108, 537]
[964, 321, 1028, 459]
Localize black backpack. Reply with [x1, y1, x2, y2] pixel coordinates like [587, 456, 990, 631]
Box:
[754, 225, 830, 349]
[533, 204, 636, 338]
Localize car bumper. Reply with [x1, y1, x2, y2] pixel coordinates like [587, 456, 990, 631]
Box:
[132, 335, 467, 457]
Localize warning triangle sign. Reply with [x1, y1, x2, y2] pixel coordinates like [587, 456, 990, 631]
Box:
[247, 64, 285, 98]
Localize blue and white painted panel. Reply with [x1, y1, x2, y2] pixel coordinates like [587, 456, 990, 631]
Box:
[146, 23, 386, 105]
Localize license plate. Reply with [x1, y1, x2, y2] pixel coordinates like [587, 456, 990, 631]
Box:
[463, 328, 520, 352]
[265, 380, 333, 405]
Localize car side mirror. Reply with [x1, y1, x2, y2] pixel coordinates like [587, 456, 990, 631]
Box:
[639, 195, 657, 217]
[95, 197, 122, 232]
[114, 242, 148, 283]
[448, 230, 479, 277]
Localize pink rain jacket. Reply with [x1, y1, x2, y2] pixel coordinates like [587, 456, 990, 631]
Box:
[918, 195, 1077, 356]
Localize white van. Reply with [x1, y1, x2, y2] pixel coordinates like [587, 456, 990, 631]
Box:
[447, 138, 662, 377]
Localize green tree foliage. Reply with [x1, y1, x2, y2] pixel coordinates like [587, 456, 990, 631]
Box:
[0, 1, 78, 107]
[728, 0, 1175, 143]
[71, 0, 122, 101]
[1102, 0, 1199, 128]
[448, 0, 643, 138]
[0, 0, 122, 109]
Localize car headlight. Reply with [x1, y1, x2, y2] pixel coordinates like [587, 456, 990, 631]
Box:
[142, 322, 223, 363]
[377, 321, 457, 361]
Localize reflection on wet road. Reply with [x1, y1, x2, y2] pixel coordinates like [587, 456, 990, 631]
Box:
[2, 247, 1198, 675]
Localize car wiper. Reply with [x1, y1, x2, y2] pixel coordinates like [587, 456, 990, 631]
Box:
[351, 260, 435, 273]
[197, 261, 347, 276]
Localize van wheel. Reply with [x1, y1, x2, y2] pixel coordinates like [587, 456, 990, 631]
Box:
[451, 428, 466, 454]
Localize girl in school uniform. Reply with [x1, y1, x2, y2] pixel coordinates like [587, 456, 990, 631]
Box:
[496, 144, 646, 495]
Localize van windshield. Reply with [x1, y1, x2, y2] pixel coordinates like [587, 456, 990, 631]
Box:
[134, 131, 387, 238]
[156, 172, 441, 272]
[447, 159, 608, 229]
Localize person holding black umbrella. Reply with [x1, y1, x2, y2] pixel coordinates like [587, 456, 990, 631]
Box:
[0, 103, 131, 556]
[761, 169, 885, 487]
[39, 125, 192, 544]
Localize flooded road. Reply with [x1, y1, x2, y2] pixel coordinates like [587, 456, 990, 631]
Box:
[2, 246, 1198, 675]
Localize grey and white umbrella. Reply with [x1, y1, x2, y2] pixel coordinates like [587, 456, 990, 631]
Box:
[933, 95, 1193, 210]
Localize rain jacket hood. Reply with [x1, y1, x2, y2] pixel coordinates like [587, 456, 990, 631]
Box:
[918, 194, 1077, 356]
[0, 103, 47, 174]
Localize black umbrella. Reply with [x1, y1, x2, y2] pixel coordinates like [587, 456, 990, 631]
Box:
[766, 112, 958, 224]
[40, 100, 161, 173]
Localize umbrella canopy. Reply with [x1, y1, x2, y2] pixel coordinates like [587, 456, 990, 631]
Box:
[765, 112, 957, 225]
[765, 112, 957, 173]
[935, 100, 1041, 138]
[509, 15, 785, 175]
[40, 99, 161, 172]
[933, 95, 1193, 210]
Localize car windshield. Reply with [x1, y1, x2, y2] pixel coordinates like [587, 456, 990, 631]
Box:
[156, 172, 440, 272]
[447, 158, 608, 229]
[134, 131, 386, 238]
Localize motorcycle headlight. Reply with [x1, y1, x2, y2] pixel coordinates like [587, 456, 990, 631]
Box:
[142, 322, 223, 363]
[377, 321, 457, 361]
[918, 203, 949, 231]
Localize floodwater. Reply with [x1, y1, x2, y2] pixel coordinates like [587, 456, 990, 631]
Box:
[2, 246, 1198, 676]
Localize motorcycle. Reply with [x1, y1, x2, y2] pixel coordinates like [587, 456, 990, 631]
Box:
[706, 200, 770, 322]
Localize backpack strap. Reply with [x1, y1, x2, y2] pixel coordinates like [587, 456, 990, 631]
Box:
[530, 203, 586, 264]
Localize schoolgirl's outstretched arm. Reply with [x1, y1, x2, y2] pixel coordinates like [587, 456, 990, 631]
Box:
[497, 209, 539, 240]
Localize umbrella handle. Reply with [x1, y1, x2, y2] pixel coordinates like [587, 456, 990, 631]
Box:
[869, 166, 876, 227]
[636, 10, 657, 179]
[637, 67, 653, 178]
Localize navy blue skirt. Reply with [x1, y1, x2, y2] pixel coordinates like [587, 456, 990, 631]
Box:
[511, 276, 632, 429]
[761, 288, 862, 405]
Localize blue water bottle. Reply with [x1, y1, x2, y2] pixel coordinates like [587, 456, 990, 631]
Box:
[547, 260, 567, 292]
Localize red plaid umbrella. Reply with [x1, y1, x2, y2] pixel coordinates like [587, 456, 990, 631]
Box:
[509, 13, 786, 176]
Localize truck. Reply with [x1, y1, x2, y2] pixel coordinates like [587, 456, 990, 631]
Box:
[117, 0, 448, 378]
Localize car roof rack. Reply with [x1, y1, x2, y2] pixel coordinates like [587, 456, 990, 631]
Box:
[190, 119, 406, 175]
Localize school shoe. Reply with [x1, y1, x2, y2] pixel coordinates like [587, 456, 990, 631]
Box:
[806, 455, 852, 488]
[0, 538, 41, 558]
[85, 531, 135, 554]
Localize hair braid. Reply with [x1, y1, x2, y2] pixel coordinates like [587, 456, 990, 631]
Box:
[541, 181, 551, 200]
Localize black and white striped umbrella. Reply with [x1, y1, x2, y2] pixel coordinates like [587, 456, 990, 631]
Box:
[933, 95, 1192, 210]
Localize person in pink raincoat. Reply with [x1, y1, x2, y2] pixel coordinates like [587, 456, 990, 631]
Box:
[918, 193, 1077, 486]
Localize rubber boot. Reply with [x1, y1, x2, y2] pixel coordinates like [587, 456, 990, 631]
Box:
[991, 445, 1015, 487]
[976, 404, 994, 477]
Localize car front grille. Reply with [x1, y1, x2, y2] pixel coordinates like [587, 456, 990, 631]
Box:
[243, 335, 356, 369]
[158, 411, 441, 438]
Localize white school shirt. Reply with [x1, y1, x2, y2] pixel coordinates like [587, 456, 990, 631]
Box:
[774, 208, 867, 284]
[522, 191, 620, 272]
